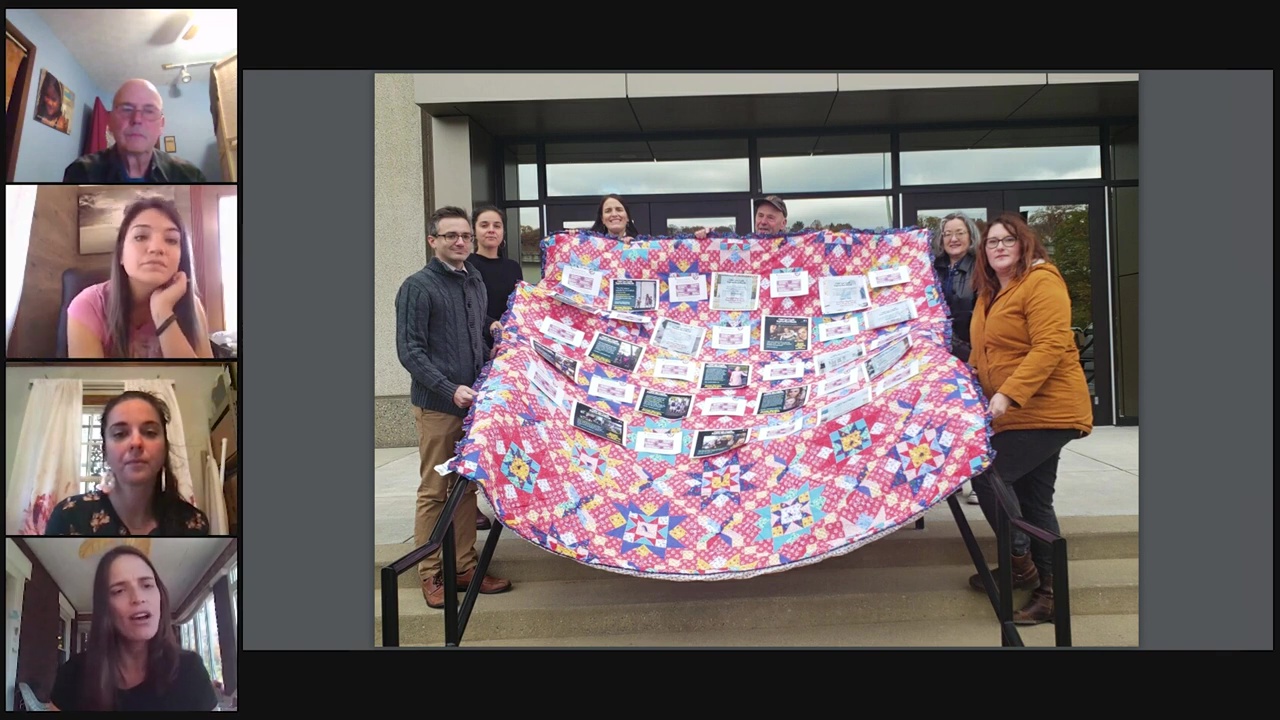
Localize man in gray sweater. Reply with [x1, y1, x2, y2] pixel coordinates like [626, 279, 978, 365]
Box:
[396, 206, 513, 609]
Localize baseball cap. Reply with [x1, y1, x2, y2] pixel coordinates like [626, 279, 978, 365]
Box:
[754, 195, 788, 217]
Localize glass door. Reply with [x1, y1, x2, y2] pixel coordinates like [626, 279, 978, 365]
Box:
[900, 191, 1003, 242]
[1003, 187, 1111, 426]
[545, 201, 653, 238]
[649, 200, 751, 237]
[538, 201, 653, 282]
[901, 188, 1112, 425]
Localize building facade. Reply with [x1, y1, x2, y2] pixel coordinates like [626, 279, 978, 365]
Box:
[374, 73, 1138, 446]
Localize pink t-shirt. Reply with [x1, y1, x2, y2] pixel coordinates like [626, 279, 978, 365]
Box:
[66, 282, 162, 358]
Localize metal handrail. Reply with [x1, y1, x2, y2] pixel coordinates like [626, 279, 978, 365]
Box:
[379, 477, 503, 647]
[949, 467, 1072, 647]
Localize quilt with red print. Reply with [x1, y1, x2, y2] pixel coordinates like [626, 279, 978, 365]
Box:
[447, 228, 993, 580]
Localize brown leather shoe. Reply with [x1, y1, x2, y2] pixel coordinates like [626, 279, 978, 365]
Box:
[456, 567, 512, 594]
[1013, 576, 1055, 625]
[969, 551, 1040, 591]
[476, 515, 492, 530]
[422, 573, 448, 609]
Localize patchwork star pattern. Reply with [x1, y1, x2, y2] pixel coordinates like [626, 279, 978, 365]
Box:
[830, 418, 873, 463]
[447, 227, 993, 580]
[606, 502, 687, 558]
[499, 442, 541, 494]
[755, 482, 828, 551]
[890, 428, 951, 496]
[689, 452, 757, 508]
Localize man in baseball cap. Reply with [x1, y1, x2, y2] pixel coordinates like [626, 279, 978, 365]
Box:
[694, 195, 790, 239]
[751, 195, 789, 235]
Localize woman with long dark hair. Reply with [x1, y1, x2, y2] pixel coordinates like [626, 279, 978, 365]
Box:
[589, 194, 639, 241]
[466, 204, 521, 530]
[468, 205, 523, 337]
[965, 212, 1092, 625]
[66, 196, 213, 358]
[44, 391, 211, 536]
[48, 545, 218, 711]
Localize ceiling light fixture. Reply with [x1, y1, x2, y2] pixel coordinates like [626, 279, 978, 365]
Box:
[162, 60, 219, 84]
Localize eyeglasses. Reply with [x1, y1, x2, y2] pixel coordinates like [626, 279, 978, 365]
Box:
[114, 105, 162, 121]
[435, 232, 474, 242]
[986, 236, 1018, 248]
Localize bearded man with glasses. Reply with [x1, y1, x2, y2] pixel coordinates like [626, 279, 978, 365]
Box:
[63, 79, 208, 182]
[395, 206, 513, 609]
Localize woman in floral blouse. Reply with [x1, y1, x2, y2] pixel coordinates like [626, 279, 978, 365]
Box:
[45, 391, 210, 536]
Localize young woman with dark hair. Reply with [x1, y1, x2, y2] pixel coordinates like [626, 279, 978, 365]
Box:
[66, 196, 213, 359]
[49, 545, 218, 711]
[44, 391, 211, 536]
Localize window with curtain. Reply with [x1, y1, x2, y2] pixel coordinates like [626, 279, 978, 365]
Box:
[79, 406, 105, 494]
[228, 564, 237, 627]
[57, 617, 68, 663]
[192, 186, 237, 339]
[179, 592, 223, 686]
[219, 195, 237, 334]
[6, 185, 39, 349]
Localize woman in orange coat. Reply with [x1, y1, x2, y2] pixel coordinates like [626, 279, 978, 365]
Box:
[966, 212, 1093, 625]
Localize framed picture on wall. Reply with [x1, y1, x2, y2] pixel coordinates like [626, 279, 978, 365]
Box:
[77, 185, 178, 254]
[34, 68, 74, 135]
[164, 136, 177, 153]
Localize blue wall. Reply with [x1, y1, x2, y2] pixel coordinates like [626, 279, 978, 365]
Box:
[6, 9, 224, 182]
[158, 76, 223, 182]
[7, 8, 107, 183]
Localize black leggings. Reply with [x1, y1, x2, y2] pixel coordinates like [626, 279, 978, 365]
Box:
[971, 428, 1083, 577]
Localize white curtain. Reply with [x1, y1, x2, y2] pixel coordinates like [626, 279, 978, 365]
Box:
[6, 380, 83, 535]
[204, 448, 229, 535]
[6, 186, 38, 351]
[126, 379, 197, 506]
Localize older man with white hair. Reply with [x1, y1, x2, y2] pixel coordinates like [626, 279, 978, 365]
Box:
[63, 78, 208, 183]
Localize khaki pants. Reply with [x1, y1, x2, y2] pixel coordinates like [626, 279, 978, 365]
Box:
[413, 406, 478, 581]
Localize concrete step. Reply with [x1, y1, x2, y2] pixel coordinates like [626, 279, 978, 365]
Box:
[453, 613, 1139, 648]
[374, 557, 1138, 646]
[374, 513, 1139, 590]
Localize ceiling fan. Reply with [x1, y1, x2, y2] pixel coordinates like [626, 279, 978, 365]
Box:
[157, 10, 234, 83]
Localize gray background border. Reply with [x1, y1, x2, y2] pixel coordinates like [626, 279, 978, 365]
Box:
[242, 70, 1273, 650]
[1138, 70, 1271, 649]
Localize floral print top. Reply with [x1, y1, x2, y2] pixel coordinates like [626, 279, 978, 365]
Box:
[43, 492, 213, 536]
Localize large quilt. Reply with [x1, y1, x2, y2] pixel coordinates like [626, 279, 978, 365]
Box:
[446, 228, 994, 580]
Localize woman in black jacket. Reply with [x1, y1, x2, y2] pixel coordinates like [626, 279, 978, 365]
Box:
[933, 211, 981, 504]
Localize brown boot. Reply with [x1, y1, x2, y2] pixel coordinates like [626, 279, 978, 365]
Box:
[422, 573, 449, 609]
[457, 567, 513, 594]
[1013, 575, 1055, 625]
[969, 551, 1040, 591]
[476, 515, 492, 530]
